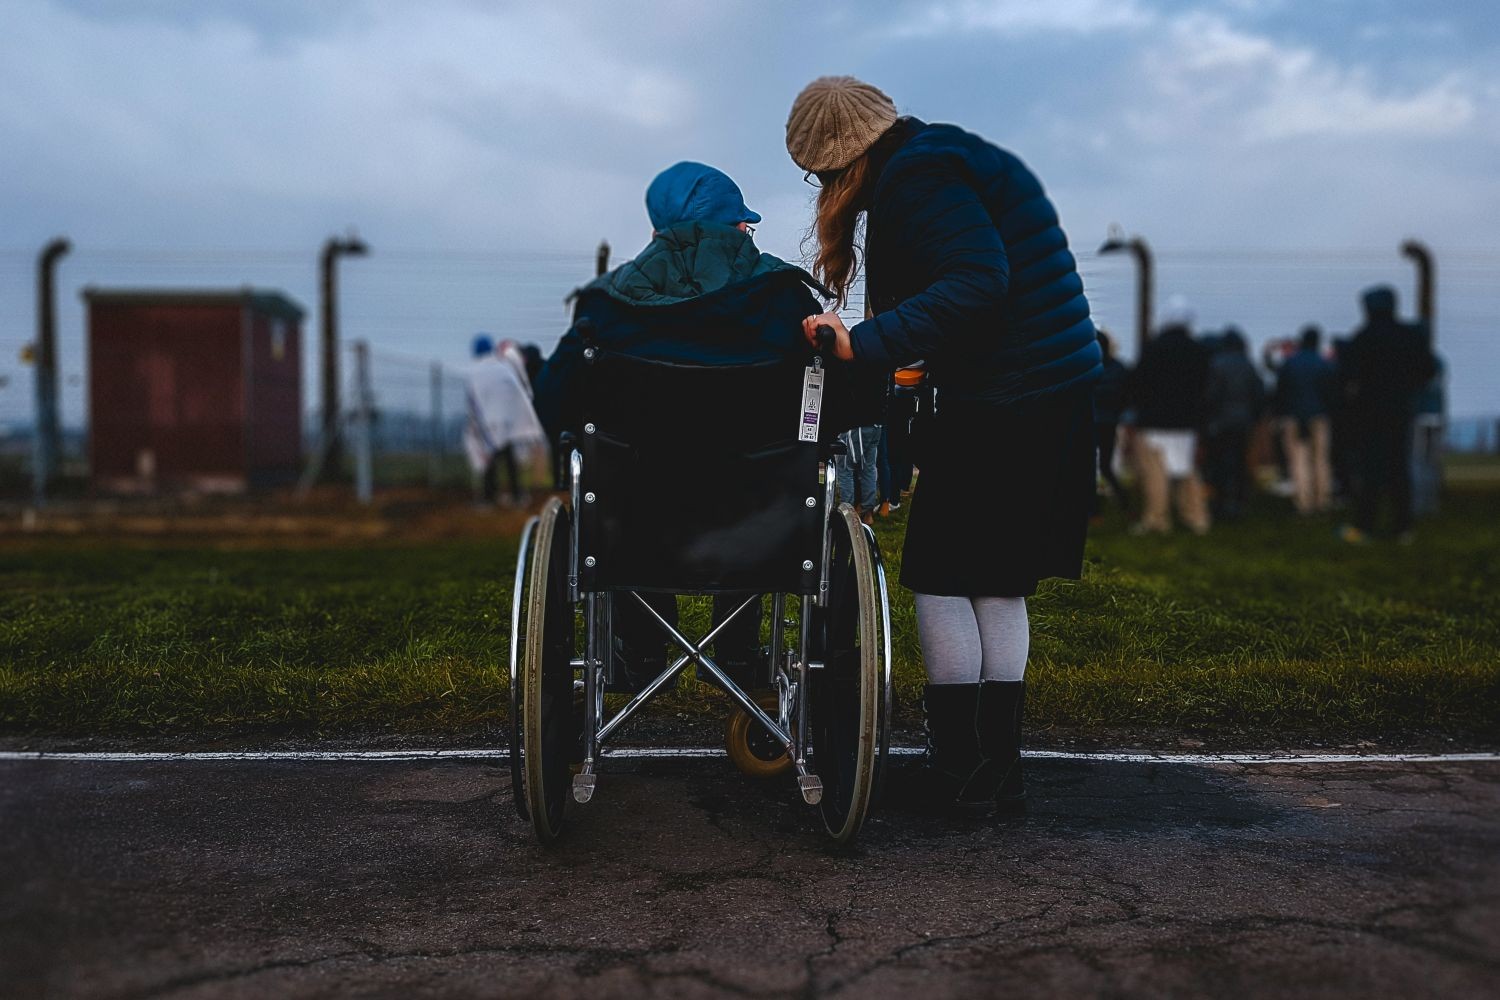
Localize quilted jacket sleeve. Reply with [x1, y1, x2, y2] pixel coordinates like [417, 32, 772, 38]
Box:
[848, 162, 1010, 369]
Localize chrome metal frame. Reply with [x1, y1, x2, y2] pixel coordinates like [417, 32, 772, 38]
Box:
[594, 594, 755, 743]
[551, 445, 875, 811]
[795, 595, 817, 802]
[567, 449, 583, 601]
[817, 459, 836, 607]
[571, 591, 610, 802]
[769, 592, 786, 707]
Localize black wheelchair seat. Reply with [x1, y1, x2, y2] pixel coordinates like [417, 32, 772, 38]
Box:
[576, 349, 831, 595]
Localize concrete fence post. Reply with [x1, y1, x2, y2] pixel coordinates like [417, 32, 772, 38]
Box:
[428, 361, 443, 490]
[1098, 225, 1154, 356]
[317, 234, 368, 483]
[352, 340, 374, 505]
[34, 237, 70, 506]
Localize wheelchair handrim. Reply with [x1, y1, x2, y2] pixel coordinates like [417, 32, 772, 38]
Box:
[508, 514, 539, 822]
[522, 498, 570, 843]
[816, 504, 881, 845]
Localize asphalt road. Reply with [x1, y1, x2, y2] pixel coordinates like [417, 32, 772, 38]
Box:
[3, 754, 1497, 999]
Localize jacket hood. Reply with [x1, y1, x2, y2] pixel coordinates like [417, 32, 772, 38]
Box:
[579, 222, 828, 307]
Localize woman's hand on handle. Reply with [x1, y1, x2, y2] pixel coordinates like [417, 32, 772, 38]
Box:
[802, 312, 854, 361]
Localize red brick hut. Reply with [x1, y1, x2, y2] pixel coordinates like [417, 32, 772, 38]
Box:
[84, 288, 305, 493]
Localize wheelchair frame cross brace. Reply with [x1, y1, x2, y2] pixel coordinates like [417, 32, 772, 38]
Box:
[571, 590, 824, 805]
[512, 438, 890, 844]
[566, 448, 839, 807]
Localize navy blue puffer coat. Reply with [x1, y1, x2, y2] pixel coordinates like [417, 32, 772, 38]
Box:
[851, 121, 1102, 405]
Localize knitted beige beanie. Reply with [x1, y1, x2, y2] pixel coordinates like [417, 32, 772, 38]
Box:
[785, 76, 898, 173]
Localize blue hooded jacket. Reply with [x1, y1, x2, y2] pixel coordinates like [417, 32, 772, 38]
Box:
[851, 121, 1102, 405]
[534, 222, 879, 441]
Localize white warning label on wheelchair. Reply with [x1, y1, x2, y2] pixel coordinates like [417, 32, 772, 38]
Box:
[798, 366, 824, 442]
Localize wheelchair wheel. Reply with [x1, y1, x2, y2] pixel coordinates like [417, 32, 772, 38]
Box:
[725, 695, 793, 779]
[809, 503, 882, 845]
[520, 498, 580, 843]
[508, 514, 540, 821]
[861, 520, 895, 808]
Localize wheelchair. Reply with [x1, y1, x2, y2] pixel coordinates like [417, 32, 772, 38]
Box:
[508, 325, 893, 845]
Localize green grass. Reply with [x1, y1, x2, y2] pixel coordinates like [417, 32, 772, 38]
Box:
[881, 491, 1500, 742]
[2, 477, 1497, 745]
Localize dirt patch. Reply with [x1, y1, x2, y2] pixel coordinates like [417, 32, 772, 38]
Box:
[0, 489, 541, 547]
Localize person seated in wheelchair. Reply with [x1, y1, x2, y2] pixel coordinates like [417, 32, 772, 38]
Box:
[534, 161, 875, 694]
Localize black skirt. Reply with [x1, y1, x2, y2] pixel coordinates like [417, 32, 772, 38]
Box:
[900, 387, 1096, 597]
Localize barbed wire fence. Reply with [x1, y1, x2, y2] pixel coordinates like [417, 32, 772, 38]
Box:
[294, 344, 467, 498]
[0, 241, 1497, 502]
[348, 344, 471, 493]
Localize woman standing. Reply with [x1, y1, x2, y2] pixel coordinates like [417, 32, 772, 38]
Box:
[786, 77, 1102, 814]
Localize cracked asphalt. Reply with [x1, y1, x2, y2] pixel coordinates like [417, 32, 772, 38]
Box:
[3, 755, 1497, 999]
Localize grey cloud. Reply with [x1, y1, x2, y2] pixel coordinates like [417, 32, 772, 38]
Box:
[881, 0, 1155, 37]
[0, 0, 1496, 425]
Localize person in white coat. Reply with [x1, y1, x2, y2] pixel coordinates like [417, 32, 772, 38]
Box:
[464, 334, 545, 505]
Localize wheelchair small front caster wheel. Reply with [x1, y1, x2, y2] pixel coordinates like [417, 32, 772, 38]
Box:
[724, 695, 793, 779]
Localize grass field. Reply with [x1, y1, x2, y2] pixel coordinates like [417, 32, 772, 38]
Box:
[2, 467, 1497, 747]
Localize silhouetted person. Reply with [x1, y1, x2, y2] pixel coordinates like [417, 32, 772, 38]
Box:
[1339, 286, 1437, 542]
[1275, 325, 1337, 514]
[464, 334, 543, 506]
[1328, 333, 1357, 501]
[1129, 297, 1210, 534]
[1203, 327, 1264, 521]
[1091, 329, 1130, 515]
[837, 422, 882, 524]
[1412, 354, 1446, 517]
[1261, 337, 1296, 490]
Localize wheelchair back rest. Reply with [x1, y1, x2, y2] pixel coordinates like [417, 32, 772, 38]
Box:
[576, 349, 825, 594]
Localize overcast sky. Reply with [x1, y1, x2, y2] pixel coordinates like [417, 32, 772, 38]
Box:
[1, 0, 1496, 428]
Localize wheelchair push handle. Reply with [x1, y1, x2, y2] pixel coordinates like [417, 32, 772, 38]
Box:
[814, 324, 837, 355]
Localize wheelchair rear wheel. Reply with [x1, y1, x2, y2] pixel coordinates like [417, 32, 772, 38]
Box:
[520, 498, 581, 843]
[809, 504, 884, 845]
[508, 514, 540, 821]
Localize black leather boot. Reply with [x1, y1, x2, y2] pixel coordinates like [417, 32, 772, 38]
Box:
[975, 680, 1027, 816]
[891, 683, 988, 815]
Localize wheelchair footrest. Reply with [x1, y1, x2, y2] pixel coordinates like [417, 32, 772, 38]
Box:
[798, 774, 823, 806]
[572, 772, 597, 804]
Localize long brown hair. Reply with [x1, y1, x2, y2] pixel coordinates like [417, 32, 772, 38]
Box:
[808, 153, 875, 309]
[807, 120, 915, 308]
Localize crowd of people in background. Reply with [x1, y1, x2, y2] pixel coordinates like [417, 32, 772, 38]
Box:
[1089, 285, 1441, 543]
[465, 278, 1441, 548]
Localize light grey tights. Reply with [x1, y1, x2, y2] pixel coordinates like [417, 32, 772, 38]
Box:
[913, 593, 1029, 684]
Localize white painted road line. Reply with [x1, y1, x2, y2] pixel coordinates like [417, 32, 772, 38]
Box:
[0, 748, 1495, 765]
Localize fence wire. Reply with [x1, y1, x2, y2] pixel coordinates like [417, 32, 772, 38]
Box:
[342, 345, 475, 490]
[0, 243, 1496, 501]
